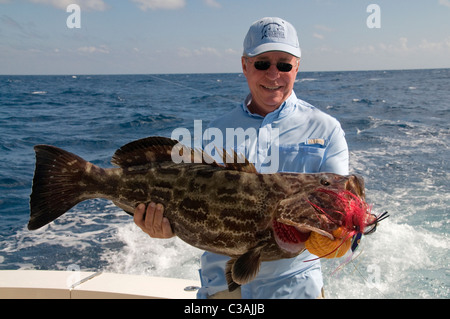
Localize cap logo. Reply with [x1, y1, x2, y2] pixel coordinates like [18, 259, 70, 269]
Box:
[261, 22, 285, 40]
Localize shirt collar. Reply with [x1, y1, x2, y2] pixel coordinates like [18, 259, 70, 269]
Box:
[241, 91, 297, 120]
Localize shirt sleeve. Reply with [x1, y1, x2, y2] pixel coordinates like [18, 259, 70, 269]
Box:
[320, 123, 349, 175]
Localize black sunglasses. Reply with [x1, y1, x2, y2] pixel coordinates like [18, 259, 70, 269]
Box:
[253, 61, 294, 72]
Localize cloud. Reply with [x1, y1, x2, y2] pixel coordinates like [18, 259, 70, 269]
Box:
[418, 37, 450, 51]
[130, 0, 220, 11]
[6, 0, 219, 12]
[438, 0, 450, 8]
[195, 47, 220, 56]
[351, 44, 376, 55]
[177, 46, 221, 57]
[177, 46, 239, 59]
[380, 37, 409, 53]
[177, 47, 192, 58]
[203, 0, 221, 8]
[352, 37, 410, 55]
[130, 0, 185, 11]
[224, 48, 239, 55]
[27, 0, 108, 11]
[314, 24, 333, 32]
[77, 45, 109, 54]
[313, 32, 324, 40]
[352, 36, 450, 55]
[312, 24, 333, 40]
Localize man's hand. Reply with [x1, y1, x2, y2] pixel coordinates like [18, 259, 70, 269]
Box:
[134, 202, 174, 238]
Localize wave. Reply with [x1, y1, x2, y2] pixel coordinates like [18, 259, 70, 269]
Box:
[1, 70, 449, 298]
[323, 219, 449, 298]
[351, 98, 386, 105]
[101, 222, 202, 280]
[296, 78, 317, 83]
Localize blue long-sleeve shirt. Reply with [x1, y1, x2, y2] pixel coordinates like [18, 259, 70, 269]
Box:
[197, 91, 349, 298]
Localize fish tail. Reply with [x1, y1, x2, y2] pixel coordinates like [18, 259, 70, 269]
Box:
[28, 145, 94, 230]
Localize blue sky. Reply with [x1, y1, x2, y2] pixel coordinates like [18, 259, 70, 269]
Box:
[1, 0, 449, 74]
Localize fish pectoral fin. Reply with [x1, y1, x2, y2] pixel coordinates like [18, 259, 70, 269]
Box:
[225, 259, 241, 292]
[276, 194, 332, 235]
[225, 244, 265, 291]
[277, 194, 312, 222]
[278, 219, 334, 240]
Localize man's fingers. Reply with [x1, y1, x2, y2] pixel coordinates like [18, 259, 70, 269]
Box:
[133, 202, 174, 239]
[144, 202, 157, 230]
[133, 203, 146, 228]
[162, 217, 173, 238]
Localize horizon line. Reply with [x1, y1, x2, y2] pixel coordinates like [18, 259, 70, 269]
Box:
[1, 66, 449, 77]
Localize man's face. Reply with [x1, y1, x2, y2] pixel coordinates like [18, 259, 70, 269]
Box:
[242, 51, 299, 116]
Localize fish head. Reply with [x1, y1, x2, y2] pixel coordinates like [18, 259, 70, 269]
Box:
[310, 173, 365, 198]
[306, 173, 376, 232]
[272, 173, 376, 255]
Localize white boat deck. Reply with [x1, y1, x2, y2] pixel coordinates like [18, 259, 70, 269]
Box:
[0, 270, 200, 299]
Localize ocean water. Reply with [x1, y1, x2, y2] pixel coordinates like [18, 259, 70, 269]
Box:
[0, 69, 448, 299]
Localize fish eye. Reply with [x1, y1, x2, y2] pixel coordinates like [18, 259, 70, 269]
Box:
[320, 178, 331, 186]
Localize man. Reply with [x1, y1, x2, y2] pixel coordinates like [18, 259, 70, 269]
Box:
[134, 17, 349, 298]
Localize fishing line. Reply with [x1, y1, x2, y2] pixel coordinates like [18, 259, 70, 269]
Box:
[147, 74, 241, 105]
[149, 73, 391, 298]
[349, 258, 390, 299]
[327, 248, 389, 299]
[330, 249, 363, 277]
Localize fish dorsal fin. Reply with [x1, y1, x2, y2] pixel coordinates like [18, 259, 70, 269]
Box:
[112, 136, 258, 173]
[111, 136, 181, 167]
[217, 148, 258, 174]
[112, 136, 222, 168]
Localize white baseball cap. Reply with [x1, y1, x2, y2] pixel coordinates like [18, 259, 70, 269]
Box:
[243, 17, 301, 58]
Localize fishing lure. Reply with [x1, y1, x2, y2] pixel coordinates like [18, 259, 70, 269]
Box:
[305, 188, 389, 259]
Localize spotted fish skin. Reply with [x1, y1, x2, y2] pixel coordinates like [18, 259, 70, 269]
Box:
[29, 136, 370, 290]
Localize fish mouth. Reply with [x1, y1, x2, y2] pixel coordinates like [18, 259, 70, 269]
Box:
[272, 219, 310, 254]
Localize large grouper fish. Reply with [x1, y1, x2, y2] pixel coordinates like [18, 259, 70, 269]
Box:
[28, 136, 385, 290]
